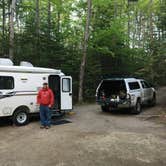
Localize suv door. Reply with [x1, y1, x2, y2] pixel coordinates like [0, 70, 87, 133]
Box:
[141, 81, 153, 102]
[127, 81, 141, 106]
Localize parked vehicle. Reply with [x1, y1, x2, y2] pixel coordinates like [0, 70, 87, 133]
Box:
[0, 58, 72, 125]
[96, 78, 156, 114]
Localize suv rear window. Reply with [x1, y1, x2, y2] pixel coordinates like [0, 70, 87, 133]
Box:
[98, 80, 126, 97]
[128, 82, 140, 90]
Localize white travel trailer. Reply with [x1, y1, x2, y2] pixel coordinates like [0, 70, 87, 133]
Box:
[0, 59, 72, 125]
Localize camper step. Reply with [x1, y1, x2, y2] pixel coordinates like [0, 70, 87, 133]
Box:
[51, 110, 65, 117]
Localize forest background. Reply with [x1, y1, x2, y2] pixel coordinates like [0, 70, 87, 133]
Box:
[0, 0, 165, 102]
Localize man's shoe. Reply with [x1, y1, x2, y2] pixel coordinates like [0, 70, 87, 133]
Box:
[40, 125, 45, 129]
[45, 126, 50, 129]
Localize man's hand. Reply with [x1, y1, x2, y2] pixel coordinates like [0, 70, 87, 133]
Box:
[48, 104, 52, 108]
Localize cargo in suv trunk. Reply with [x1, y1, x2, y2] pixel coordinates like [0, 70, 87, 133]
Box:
[96, 79, 127, 107]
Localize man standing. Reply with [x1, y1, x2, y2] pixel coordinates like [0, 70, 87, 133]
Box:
[37, 83, 54, 129]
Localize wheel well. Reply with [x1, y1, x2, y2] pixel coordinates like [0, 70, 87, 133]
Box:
[13, 106, 30, 115]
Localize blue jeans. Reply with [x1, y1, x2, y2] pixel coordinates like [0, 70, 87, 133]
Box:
[40, 105, 51, 126]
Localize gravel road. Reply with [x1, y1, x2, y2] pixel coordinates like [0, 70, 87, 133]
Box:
[0, 87, 166, 166]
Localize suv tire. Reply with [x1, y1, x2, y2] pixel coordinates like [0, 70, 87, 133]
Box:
[101, 106, 109, 112]
[131, 100, 142, 114]
[150, 94, 156, 107]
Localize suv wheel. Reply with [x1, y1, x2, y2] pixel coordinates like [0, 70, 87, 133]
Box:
[101, 106, 109, 112]
[150, 94, 156, 107]
[132, 100, 142, 114]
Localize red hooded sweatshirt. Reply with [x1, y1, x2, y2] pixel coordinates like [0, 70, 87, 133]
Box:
[37, 88, 54, 106]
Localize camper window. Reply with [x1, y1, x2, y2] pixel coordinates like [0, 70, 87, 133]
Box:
[0, 76, 14, 89]
[62, 78, 70, 92]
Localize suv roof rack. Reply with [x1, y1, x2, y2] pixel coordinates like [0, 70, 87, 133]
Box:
[101, 74, 140, 79]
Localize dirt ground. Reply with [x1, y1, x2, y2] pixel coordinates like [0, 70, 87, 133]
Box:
[0, 87, 166, 166]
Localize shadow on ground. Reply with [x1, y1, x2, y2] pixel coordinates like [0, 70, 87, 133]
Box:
[0, 115, 65, 127]
[97, 104, 161, 117]
[0, 115, 40, 127]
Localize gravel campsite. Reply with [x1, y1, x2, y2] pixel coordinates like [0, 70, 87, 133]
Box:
[0, 87, 166, 166]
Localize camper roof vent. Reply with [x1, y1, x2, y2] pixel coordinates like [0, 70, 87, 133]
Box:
[0, 58, 13, 66]
[20, 61, 33, 67]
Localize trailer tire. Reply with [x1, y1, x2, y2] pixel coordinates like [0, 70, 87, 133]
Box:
[101, 106, 109, 112]
[13, 108, 29, 126]
[131, 99, 142, 114]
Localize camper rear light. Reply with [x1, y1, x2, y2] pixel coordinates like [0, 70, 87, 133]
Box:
[102, 96, 106, 100]
[101, 91, 106, 100]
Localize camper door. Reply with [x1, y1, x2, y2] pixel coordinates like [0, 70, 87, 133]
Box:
[60, 76, 72, 110]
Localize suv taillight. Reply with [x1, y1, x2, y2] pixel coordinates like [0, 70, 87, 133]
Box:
[101, 92, 106, 100]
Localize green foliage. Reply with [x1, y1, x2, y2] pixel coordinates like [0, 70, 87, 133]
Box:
[141, 39, 166, 85]
[84, 50, 101, 100]
[0, 0, 165, 102]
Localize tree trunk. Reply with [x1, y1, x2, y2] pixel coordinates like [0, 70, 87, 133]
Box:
[2, 0, 6, 55]
[2, 0, 5, 39]
[35, 0, 40, 36]
[114, 0, 117, 18]
[48, 0, 51, 39]
[149, 0, 153, 41]
[57, 0, 62, 36]
[35, 0, 40, 62]
[138, 12, 142, 48]
[127, 0, 130, 46]
[142, 16, 146, 49]
[133, 6, 139, 48]
[9, 0, 16, 60]
[78, 0, 92, 102]
[56, 0, 62, 43]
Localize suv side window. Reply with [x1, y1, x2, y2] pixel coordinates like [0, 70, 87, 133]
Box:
[128, 82, 140, 90]
[141, 81, 150, 89]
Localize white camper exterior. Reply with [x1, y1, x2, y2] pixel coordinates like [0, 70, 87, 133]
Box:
[0, 63, 72, 125]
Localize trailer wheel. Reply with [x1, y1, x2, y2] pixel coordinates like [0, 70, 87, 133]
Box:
[13, 109, 29, 126]
[131, 100, 142, 114]
[101, 105, 109, 112]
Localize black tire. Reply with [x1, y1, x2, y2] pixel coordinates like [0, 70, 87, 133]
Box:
[13, 109, 29, 126]
[101, 105, 109, 112]
[150, 94, 156, 107]
[131, 100, 142, 114]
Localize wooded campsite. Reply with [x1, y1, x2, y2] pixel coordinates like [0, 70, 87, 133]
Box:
[0, 1, 166, 166]
[0, 0, 165, 101]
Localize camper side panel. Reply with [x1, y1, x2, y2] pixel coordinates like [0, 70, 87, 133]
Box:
[0, 72, 49, 117]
